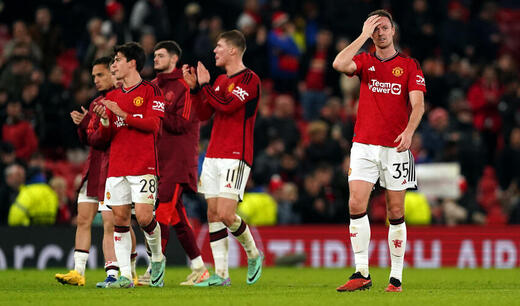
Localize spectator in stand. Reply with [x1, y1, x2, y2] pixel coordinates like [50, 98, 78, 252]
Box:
[20, 82, 44, 131]
[28, 6, 63, 73]
[0, 163, 25, 225]
[470, 2, 501, 62]
[304, 121, 343, 169]
[252, 137, 284, 187]
[421, 107, 451, 161]
[238, 11, 268, 78]
[130, 0, 171, 41]
[496, 127, 520, 191]
[266, 94, 300, 153]
[439, 1, 470, 60]
[102, 1, 132, 45]
[401, 0, 437, 61]
[50, 176, 74, 225]
[267, 11, 301, 93]
[7, 174, 58, 226]
[299, 28, 336, 120]
[0, 55, 38, 98]
[139, 31, 156, 80]
[273, 181, 300, 224]
[295, 171, 335, 223]
[81, 18, 117, 69]
[173, 2, 202, 66]
[3, 20, 42, 63]
[2, 100, 38, 162]
[498, 78, 520, 142]
[467, 65, 503, 164]
[0, 142, 19, 185]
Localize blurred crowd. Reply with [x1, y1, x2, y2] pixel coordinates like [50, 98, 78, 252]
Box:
[0, 0, 519, 227]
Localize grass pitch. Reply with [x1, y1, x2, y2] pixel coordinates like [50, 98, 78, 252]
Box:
[0, 267, 518, 306]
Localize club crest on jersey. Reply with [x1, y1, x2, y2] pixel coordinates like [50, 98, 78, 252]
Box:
[348, 168, 352, 176]
[106, 192, 111, 200]
[165, 90, 174, 102]
[133, 96, 144, 107]
[227, 83, 235, 93]
[392, 66, 404, 77]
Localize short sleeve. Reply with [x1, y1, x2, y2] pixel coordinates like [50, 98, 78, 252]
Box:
[348, 53, 364, 76]
[407, 58, 427, 93]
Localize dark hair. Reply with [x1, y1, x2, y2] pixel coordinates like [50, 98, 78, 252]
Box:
[153, 40, 182, 59]
[114, 42, 145, 72]
[367, 9, 394, 27]
[218, 30, 246, 54]
[92, 56, 112, 70]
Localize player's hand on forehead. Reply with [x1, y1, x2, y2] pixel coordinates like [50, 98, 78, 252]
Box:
[362, 15, 383, 37]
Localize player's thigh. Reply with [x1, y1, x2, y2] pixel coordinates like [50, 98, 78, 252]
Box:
[199, 158, 219, 198]
[104, 176, 132, 205]
[380, 148, 417, 191]
[77, 201, 98, 226]
[217, 159, 251, 202]
[348, 143, 380, 184]
[101, 210, 114, 232]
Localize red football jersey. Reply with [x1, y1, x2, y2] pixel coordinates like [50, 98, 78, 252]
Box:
[349, 52, 426, 147]
[104, 80, 165, 177]
[192, 68, 260, 165]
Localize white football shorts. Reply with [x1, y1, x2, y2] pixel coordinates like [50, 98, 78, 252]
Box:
[77, 180, 99, 204]
[199, 158, 251, 201]
[348, 142, 417, 190]
[104, 175, 157, 206]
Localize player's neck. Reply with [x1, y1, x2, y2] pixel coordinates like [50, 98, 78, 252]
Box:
[160, 65, 176, 74]
[375, 46, 397, 60]
[122, 71, 142, 89]
[225, 60, 246, 77]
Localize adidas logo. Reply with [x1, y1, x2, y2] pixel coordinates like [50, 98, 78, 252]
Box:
[225, 183, 232, 188]
[215, 86, 220, 91]
[368, 66, 375, 72]
[402, 179, 407, 185]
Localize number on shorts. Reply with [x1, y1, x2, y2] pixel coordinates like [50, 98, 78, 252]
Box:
[140, 178, 156, 193]
[392, 162, 409, 179]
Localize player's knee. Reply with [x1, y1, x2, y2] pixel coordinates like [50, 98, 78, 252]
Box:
[219, 212, 235, 227]
[77, 213, 92, 229]
[387, 205, 404, 219]
[348, 195, 367, 214]
[113, 214, 130, 227]
[136, 214, 153, 228]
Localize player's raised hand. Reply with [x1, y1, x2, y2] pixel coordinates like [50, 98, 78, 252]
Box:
[196, 61, 210, 85]
[361, 15, 382, 39]
[394, 130, 413, 152]
[70, 106, 88, 125]
[182, 64, 197, 89]
[92, 104, 108, 119]
[101, 99, 127, 119]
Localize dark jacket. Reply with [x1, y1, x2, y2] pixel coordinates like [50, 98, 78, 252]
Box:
[153, 69, 200, 201]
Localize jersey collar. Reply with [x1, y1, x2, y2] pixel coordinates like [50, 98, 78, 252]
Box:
[227, 68, 248, 79]
[373, 51, 399, 62]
